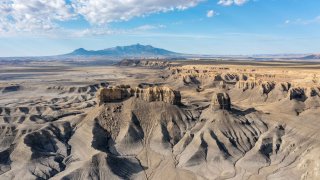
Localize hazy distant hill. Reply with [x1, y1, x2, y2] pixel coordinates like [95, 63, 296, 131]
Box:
[301, 54, 320, 60]
[65, 44, 180, 57]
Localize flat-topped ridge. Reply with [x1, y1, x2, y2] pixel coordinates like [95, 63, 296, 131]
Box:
[97, 85, 181, 105]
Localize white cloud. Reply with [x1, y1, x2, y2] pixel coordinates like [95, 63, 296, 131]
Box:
[0, 0, 253, 36]
[0, 0, 204, 34]
[234, 0, 249, 5]
[0, 0, 74, 33]
[218, 0, 249, 6]
[218, 0, 233, 6]
[71, 0, 203, 25]
[207, 10, 217, 18]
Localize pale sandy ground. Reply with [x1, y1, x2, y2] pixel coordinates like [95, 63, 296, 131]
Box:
[0, 60, 319, 180]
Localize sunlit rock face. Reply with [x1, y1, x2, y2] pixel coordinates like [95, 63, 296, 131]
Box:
[97, 85, 181, 105]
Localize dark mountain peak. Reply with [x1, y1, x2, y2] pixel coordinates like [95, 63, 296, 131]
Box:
[66, 44, 179, 57]
[75, 48, 86, 51]
[302, 54, 320, 59]
[71, 48, 89, 54]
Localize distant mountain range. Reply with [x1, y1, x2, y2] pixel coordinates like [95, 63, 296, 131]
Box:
[301, 54, 320, 60]
[65, 44, 180, 58]
[64, 44, 320, 60]
[0, 44, 319, 62]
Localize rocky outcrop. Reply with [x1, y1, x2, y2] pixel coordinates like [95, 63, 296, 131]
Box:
[117, 59, 170, 68]
[211, 92, 231, 110]
[97, 85, 181, 105]
[0, 85, 22, 93]
[308, 87, 320, 97]
[47, 82, 108, 94]
[289, 87, 307, 101]
[236, 80, 276, 94]
[237, 80, 258, 91]
[132, 86, 181, 105]
[97, 85, 131, 105]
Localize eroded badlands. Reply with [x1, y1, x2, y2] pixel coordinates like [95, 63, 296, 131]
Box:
[0, 60, 319, 180]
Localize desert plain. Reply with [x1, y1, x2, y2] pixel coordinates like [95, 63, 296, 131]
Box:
[0, 59, 320, 180]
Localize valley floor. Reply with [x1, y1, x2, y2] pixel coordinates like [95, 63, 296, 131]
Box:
[0, 60, 319, 180]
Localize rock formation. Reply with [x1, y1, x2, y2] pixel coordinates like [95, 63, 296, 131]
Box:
[289, 87, 307, 101]
[118, 59, 170, 68]
[47, 82, 108, 94]
[236, 80, 276, 94]
[211, 92, 231, 110]
[2, 60, 320, 180]
[97, 85, 181, 105]
[0, 85, 22, 93]
[97, 85, 131, 105]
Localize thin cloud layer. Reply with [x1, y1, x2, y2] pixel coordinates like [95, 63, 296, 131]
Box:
[218, 0, 249, 6]
[285, 16, 320, 25]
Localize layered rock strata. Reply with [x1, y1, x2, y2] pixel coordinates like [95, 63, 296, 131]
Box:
[97, 85, 181, 105]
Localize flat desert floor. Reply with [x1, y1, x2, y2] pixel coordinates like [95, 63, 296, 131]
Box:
[0, 60, 320, 180]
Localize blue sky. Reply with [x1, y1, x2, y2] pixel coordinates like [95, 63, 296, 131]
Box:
[0, 0, 320, 56]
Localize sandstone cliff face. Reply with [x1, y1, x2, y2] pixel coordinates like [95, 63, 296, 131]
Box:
[131, 86, 181, 105]
[235, 79, 320, 100]
[97, 85, 181, 105]
[236, 80, 277, 94]
[237, 80, 258, 91]
[97, 86, 131, 105]
[118, 59, 170, 68]
[168, 64, 320, 89]
[211, 92, 231, 110]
